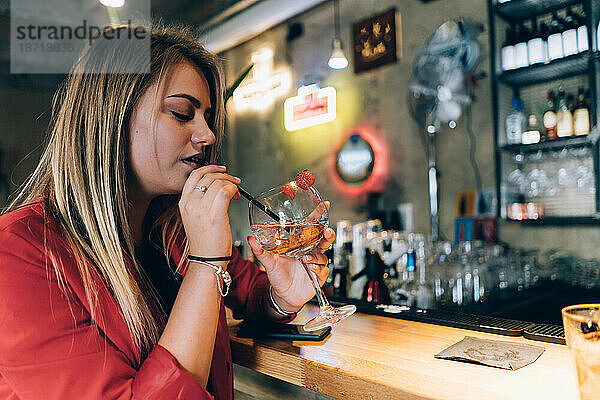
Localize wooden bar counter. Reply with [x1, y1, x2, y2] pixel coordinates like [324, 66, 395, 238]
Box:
[229, 305, 580, 400]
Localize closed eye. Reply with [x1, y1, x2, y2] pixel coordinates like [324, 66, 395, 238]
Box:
[171, 110, 193, 122]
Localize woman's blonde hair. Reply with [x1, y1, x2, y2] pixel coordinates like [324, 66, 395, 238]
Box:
[4, 23, 225, 359]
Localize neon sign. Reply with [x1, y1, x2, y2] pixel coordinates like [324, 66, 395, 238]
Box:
[284, 84, 336, 131]
[232, 48, 291, 112]
[330, 125, 389, 196]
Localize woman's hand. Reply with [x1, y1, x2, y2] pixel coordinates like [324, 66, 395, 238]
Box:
[179, 165, 241, 258]
[247, 227, 335, 313]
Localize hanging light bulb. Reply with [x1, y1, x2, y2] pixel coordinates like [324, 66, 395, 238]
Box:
[328, 0, 348, 69]
[99, 0, 125, 8]
[328, 38, 348, 69]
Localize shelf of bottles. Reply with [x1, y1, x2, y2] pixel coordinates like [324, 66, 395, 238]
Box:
[500, 133, 595, 153]
[495, 0, 582, 23]
[489, 0, 600, 223]
[499, 53, 589, 87]
[497, 2, 592, 85]
[501, 77, 594, 154]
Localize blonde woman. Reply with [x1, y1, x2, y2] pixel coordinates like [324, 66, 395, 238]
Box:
[0, 24, 333, 399]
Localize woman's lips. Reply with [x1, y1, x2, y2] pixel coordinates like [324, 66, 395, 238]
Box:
[182, 159, 203, 169]
[182, 152, 204, 167]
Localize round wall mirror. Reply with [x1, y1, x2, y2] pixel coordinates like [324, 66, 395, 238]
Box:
[335, 133, 375, 185]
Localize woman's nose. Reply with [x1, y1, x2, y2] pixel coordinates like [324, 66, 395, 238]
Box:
[191, 122, 216, 146]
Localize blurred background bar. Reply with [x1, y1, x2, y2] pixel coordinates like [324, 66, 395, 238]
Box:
[4, 0, 600, 398]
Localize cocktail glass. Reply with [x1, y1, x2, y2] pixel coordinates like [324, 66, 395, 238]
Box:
[249, 182, 356, 331]
[562, 304, 600, 400]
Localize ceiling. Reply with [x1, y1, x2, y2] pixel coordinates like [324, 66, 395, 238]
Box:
[0, 0, 258, 29]
[0, 0, 257, 66]
[150, 0, 260, 29]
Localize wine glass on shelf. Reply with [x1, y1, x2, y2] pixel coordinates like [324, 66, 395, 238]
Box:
[249, 179, 356, 331]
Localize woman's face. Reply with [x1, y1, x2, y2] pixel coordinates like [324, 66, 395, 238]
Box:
[128, 61, 215, 198]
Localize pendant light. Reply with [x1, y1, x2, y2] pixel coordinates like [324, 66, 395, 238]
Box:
[99, 0, 124, 26]
[99, 0, 125, 7]
[328, 0, 348, 69]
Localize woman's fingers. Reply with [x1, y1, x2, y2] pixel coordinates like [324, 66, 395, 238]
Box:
[303, 252, 328, 265]
[180, 164, 242, 214]
[304, 250, 330, 287]
[188, 172, 241, 199]
[199, 179, 241, 214]
[181, 165, 241, 197]
[306, 263, 330, 286]
[315, 227, 335, 253]
[181, 164, 227, 195]
[247, 235, 278, 273]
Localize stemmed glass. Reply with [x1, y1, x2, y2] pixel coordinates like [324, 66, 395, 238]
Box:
[249, 181, 356, 331]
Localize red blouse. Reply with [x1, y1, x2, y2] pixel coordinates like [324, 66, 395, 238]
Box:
[0, 200, 274, 399]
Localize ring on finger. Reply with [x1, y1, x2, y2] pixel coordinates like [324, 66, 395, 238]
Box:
[194, 185, 208, 193]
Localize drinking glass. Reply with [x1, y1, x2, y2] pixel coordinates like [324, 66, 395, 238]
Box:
[562, 304, 600, 400]
[249, 182, 356, 331]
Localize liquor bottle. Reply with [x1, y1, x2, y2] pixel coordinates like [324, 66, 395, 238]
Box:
[514, 23, 529, 68]
[506, 97, 524, 144]
[333, 220, 354, 297]
[556, 87, 573, 137]
[562, 8, 579, 57]
[349, 223, 367, 299]
[548, 11, 565, 61]
[332, 261, 349, 297]
[501, 26, 516, 71]
[539, 22, 550, 63]
[573, 87, 590, 136]
[359, 249, 390, 304]
[568, 93, 576, 114]
[414, 238, 433, 309]
[543, 90, 558, 139]
[598, 21, 600, 52]
[527, 18, 545, 65]
[522, 112, 541, 144]
[576, 9, 589, 53]
[584, 89, 591, 111]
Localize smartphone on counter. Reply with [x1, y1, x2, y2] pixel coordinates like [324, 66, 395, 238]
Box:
[236, 322, 331, 341]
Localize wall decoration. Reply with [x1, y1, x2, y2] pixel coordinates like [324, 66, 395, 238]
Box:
[335, 134, 374, 185]
[330, 125, 388, 196]
[284, 84, 336, 131]
[232, 47, 291, 112]
[352, 8, 401, 73]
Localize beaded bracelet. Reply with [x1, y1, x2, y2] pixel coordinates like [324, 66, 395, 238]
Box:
[187, 257, 232, 297]
[268, 285, 297, 317]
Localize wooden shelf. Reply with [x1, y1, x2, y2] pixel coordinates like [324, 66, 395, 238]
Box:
[498, 53, 590, 87]
[494, 0, 582, 23]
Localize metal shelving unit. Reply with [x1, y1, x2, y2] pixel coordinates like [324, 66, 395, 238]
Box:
[498, 53, 590, 87]
[505, 215, 600, 224]
[500, 134, 597, 153]
[488, 0, 600, 225]
[495, 0, 582, 22]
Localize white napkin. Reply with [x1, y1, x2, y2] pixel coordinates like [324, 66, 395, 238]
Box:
[434, 336, 545, 370]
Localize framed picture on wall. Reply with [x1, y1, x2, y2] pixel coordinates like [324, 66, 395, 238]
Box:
[352, 8, 401, 73]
